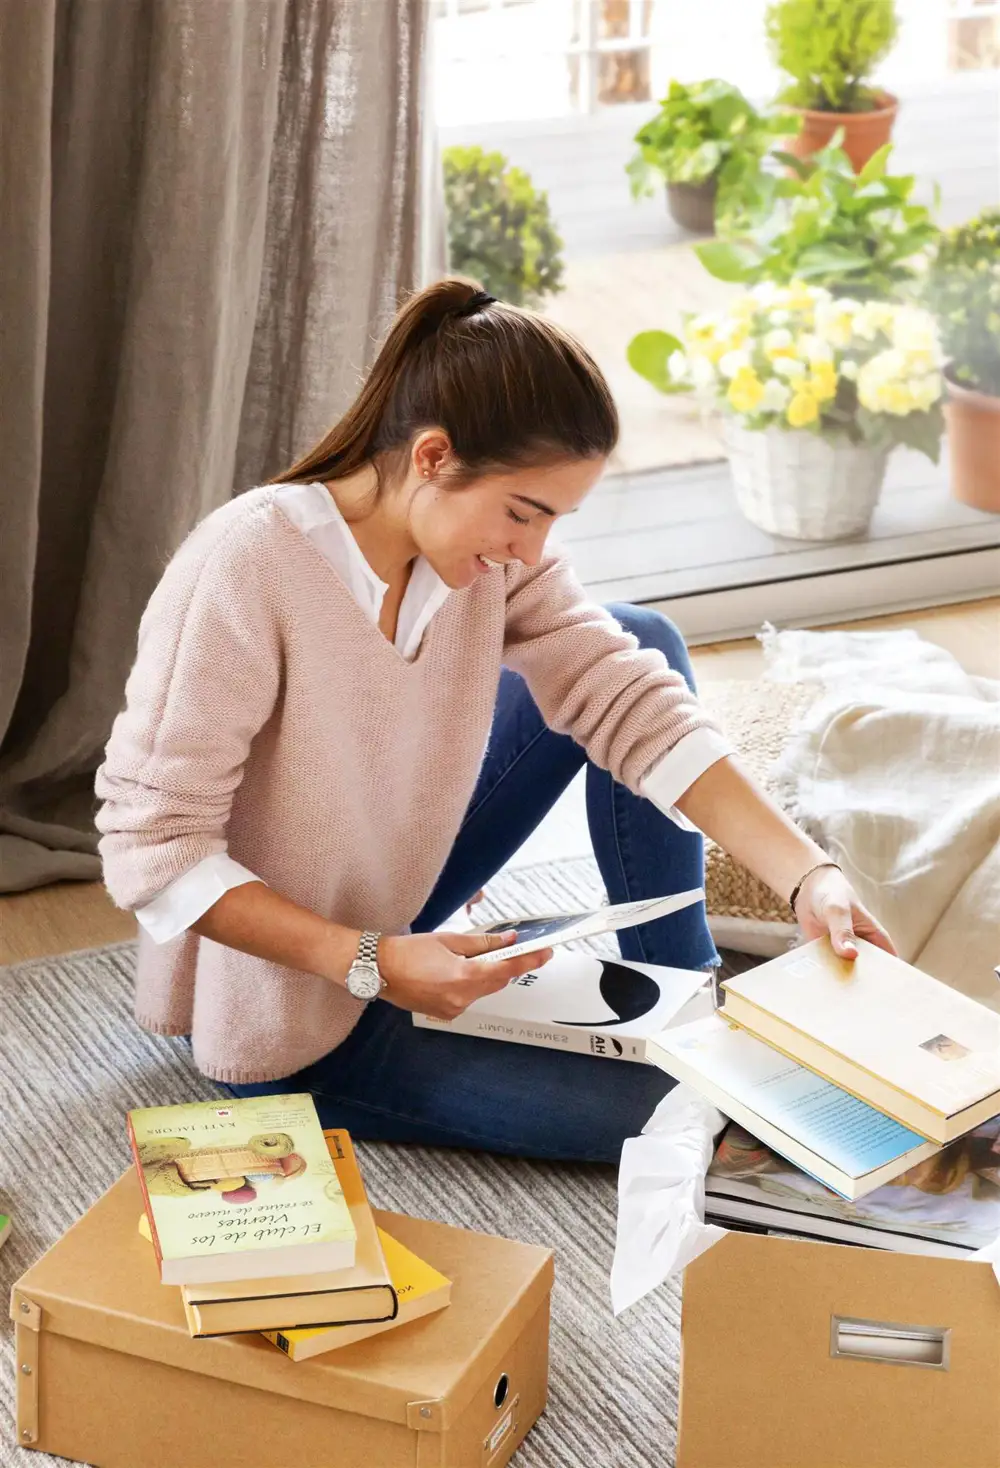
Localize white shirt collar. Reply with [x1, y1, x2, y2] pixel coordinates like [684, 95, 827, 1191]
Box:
[273, 482, 452, 661]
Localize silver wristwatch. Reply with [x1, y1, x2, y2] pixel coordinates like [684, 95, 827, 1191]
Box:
[345, 930, 386, 1001]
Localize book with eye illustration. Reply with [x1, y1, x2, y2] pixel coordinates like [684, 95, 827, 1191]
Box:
[413, 949, 713, 1062]
[468, 888, 704, 963]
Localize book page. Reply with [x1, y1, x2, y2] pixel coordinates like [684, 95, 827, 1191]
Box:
[655, 1015, 927, 1177]
[473, 889, 703, 962]
[725, 940, 1000, 1115]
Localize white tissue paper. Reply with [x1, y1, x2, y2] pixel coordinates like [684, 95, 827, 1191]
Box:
[971, 1232, 1000, 1285]
[612, 1083, 1000, 1307]
[611, 1083, 728, 1316]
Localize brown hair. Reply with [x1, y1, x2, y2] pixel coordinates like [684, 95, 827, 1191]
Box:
[270, 277, 618, 488]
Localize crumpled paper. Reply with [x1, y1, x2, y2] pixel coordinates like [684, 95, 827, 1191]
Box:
[612, 1082, 1000, 1310]
[611, 1083, 727, 1316]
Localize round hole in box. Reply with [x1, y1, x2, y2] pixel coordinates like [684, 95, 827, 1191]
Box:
[493, 1373, 509, 1410]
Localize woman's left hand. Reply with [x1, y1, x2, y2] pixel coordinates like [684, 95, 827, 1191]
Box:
[793, 865, 896, 959]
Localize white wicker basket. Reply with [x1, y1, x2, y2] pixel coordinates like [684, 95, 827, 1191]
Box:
[723, 418, 890, 541]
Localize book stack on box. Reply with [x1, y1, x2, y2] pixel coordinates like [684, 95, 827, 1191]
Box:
[129, 1095, 451, 1354]
[645, 937, 1000, 1249]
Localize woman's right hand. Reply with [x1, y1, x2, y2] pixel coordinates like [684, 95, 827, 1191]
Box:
[376, 931, 552, 1020]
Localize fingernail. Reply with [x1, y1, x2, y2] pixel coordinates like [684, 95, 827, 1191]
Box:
[843, 942, 857, 956]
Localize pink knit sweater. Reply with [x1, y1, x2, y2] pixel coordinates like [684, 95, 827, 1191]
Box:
[96, 487, 716, 1082]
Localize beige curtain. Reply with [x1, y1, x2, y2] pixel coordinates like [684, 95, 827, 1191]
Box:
[0, 0, 433, 893]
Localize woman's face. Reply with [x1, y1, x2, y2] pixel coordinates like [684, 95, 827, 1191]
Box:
[404, 441, 606, 590]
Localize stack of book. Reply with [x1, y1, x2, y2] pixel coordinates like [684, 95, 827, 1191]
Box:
[129, 1095, 451, 1357]
[646, 937, 1000, 1255]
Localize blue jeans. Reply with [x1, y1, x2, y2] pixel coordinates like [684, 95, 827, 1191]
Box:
[228, 605, 717, 1162]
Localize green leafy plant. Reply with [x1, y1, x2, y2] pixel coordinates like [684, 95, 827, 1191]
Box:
[921, 208, 1000, 397]
[694, 139, 939, 299]
[766, 0, 899, 112]
[627, 78, 798, 228]
[443, 145, 564, 308]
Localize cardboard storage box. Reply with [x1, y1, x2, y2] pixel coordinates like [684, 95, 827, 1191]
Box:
[11, 1167, 553, 1467]
[678, 1231, 1000, 1468]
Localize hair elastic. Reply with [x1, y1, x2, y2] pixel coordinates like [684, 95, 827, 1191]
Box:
[458, 290, 497, 316]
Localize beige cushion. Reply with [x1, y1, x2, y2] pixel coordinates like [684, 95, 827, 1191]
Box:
[698, 678, 822, 941]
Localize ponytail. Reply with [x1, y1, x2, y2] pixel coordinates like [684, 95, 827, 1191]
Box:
[270, 277, 617, 487]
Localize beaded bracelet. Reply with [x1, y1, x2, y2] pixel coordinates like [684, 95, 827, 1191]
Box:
[789, 861, 842, 915]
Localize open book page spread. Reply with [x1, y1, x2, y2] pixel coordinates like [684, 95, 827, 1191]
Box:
[708, 1120, 1000, 1249]
[654, 1015, 927, 1178]
[472, 889, 703, 962]
[129, 1096, 353, 1266]
[725, 940, 1000, 1115]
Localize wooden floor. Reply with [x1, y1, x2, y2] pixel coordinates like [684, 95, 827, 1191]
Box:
[2, 597, 996, 969]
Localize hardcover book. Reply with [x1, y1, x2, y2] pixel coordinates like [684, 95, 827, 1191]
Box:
[127, 1095, 356, 1286]
[721, 939, 1000, 1144]
[176, 1130, 394, 1336]
[263, 1227, 451, 1360]
[648, 1014, 937, 1200]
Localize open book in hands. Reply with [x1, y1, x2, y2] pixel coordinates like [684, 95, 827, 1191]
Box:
[469, 888, 704, 964]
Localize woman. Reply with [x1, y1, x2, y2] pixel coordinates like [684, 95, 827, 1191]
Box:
[96, 277, 893, 1163]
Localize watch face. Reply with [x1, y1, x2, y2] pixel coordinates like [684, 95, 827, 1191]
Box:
[348, 965, 382, 1000]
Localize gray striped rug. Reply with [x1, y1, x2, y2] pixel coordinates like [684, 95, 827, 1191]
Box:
[1, 857, 739, 1468]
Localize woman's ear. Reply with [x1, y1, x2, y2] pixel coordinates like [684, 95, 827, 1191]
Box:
[411, 428, 453, 482]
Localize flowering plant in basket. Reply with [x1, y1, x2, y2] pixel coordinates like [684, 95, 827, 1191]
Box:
[628, 281, 945, 539]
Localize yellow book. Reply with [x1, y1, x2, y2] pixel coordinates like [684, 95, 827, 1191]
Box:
[128, 1094, 355, 1286]
[263, 1228, 452, 1361]
[722, 938, 1000, 1144]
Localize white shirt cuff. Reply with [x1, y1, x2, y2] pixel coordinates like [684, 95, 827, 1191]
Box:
[640, 727, 734, 834]
[135, 853, 264, 944]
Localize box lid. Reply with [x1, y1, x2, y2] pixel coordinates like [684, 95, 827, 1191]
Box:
[10, 1166, 553, 1432]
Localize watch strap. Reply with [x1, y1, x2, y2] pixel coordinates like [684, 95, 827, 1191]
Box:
[356, 930, 381, 970]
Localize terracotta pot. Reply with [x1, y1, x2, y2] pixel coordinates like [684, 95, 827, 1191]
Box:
[786, 92, 898, 173]
[944, 375, 1000, 514]
[666, 178, 717, 235]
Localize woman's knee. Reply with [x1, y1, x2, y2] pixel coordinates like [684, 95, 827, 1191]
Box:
[605, 602, 694, 684]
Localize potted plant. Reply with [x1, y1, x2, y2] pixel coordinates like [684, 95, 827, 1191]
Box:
[443, 145, 565, 307]
[626, 78, 798, 235]
[766, 0, 900, 172]
[627, 282, 944, 540]
[922, 208, 1000, 513]
[695, 140, 939, 301]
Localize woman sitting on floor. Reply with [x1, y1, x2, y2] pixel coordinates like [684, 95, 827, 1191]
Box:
[96, 278, 894, 1162]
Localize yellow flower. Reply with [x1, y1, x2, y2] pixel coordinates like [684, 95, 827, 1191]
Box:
[787, 279, 819, 312]
[808, 361, 838, 402]
[787, 390, 819, 427]
[814, 297, 860, 349]
[727, 367, 766, 414]
[763, 327, 796, 361]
